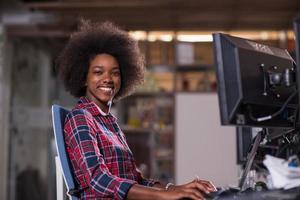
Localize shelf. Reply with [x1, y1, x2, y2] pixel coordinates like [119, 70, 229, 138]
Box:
[130, 92, 174, 97]
[175, 91, 217, 94]
[155, 148, 174, 158]
[175, 64, 214, 72]
[155, 156, 174, 161]
[122, 126, 155, 134]
[147, 64, 214, 73]
[147, 65, 175, 73]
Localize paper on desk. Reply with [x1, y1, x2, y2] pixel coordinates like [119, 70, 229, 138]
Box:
[263, 155, 300, 190]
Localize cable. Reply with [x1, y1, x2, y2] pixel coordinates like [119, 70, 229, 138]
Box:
[249, 90, 298, 122]
[293, 107, 299, 129]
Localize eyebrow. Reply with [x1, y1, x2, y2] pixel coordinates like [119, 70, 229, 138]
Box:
[91, 65, 120, 70]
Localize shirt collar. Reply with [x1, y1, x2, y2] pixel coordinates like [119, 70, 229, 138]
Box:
[76, 96, 112, 117]
[97, 104, 110, 116]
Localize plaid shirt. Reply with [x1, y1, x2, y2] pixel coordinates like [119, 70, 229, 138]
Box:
[64, 97, 157, 199]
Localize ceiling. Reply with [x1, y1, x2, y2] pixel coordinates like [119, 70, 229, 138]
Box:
[3, 0, 300, 37]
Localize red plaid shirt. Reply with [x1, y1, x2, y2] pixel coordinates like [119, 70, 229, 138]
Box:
[64, 97, 157, 199]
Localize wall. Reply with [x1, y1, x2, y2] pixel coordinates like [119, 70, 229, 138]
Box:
[0, 24, 11, 200]
[8, 39, 54, 200]
[175, 93, 239, 187]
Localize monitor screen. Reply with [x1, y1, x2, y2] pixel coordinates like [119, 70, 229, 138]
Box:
[213, 33, 297, 128]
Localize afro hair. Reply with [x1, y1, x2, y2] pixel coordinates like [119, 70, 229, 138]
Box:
[56, 19, 145, 100]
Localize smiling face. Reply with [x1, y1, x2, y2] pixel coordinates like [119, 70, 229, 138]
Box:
[85, 54, 121, 112]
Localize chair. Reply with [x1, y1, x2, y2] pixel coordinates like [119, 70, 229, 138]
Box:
[51, 105, 79, 200]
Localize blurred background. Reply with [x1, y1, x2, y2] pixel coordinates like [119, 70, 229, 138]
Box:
[0, 0, 300, 199]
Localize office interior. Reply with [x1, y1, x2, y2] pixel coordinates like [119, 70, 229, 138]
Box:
[0, 0, 300, 199]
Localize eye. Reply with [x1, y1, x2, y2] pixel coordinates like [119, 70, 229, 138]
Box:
[93, 70, 103, 75]
[112, 70, 121, 76]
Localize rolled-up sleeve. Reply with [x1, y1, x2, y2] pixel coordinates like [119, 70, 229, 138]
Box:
[135, 167, 159, 187]
[64, 110, 136, 199]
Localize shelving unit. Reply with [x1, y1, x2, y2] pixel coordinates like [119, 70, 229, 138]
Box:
[120, 94, 175, 183]
[117, 40, 217, 184]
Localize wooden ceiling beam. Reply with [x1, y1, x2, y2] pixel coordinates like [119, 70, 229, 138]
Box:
[24, 1, 171, 10]
[23, 0, 300, 11]
[13, 0, 300, 32]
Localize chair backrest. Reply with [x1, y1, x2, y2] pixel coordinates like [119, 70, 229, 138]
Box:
[51, 105, 78, 200]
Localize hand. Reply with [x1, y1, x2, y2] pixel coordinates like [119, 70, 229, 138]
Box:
[182, 177, 217, 194]
[161, 178, 216, 200]
[160, 185, 205, 200]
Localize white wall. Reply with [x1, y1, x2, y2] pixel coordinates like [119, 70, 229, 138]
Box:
[175, 93, 239, 187]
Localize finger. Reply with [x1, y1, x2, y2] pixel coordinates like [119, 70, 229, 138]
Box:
[193, 182, 212, 194]
[184, 188, 205, 200]
[198, 180, 217, 191]
[190, 188, 204, 199]
[198, 181, 214, 190]
[185, 181, 209, 192]
[184, 180, 215, 193]
[193, 178, 216, 191]
[194, 179, 216, 190]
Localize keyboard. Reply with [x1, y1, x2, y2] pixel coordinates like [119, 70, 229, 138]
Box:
[205, 187, 300, 200]
[204, 187, 240, 199]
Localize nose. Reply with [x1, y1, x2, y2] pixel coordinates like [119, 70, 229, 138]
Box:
[102, 72, 113, 83]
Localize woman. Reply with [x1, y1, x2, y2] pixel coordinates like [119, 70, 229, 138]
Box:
[56, 20, 216, 200]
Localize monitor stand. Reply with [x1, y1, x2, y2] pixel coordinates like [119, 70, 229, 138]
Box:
[238, 128, 266, 190]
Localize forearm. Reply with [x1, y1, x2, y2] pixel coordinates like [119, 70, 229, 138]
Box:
[126, 184, 165, 200]
[152, 182, 166, 189]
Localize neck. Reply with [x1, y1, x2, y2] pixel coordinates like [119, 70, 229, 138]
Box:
[85, 95, 111, 114]
[98, 102, 110, 114]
